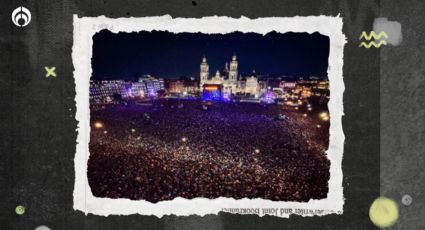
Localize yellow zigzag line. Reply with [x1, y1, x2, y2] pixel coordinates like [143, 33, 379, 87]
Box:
[359, 31, 388, 40]
[359, 40, 387, 48]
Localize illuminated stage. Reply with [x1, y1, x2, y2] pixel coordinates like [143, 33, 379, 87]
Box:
[202, 84, 223, 101]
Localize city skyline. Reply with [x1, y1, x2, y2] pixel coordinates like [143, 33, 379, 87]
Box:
[91, 30, 330, 80]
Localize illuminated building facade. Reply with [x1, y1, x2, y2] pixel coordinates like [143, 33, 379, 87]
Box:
[200, 54, 251, 95]
[138, 75, 165, 95]
[90, 76, 165, 105]
[169, 80, 185, 93]
[90, 80, 130, 104]
[131, 82, 148, 97]
[244, 75, 259, 96]
[280, 81, 296, 90]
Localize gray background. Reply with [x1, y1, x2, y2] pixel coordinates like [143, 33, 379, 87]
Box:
[380, 1, 425, 229]
[0, 0, 422, 229]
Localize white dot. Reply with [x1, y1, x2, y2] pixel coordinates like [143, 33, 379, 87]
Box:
[35, 226, 50, 230]
[402, 194, 412, 206]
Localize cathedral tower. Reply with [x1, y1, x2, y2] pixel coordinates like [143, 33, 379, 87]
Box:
[229, 54, 238, 83]
[200, 56, 209, 88]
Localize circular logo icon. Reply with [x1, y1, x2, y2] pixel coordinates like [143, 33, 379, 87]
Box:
[11, 6, 31, 27]
[15, 205, 25, 215]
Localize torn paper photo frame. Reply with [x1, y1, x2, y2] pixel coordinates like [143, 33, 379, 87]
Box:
[72, 15, 346, 217]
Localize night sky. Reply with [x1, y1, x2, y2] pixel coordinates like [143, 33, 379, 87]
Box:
[91, 30, 329, 80]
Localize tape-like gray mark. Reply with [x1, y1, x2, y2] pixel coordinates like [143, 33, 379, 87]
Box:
[373, 17, 402, 46]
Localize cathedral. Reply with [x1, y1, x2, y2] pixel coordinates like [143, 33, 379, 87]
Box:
[199, 54, 240, 95]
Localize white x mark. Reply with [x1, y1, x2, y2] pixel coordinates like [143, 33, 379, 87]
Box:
[45, 66, 56, 78]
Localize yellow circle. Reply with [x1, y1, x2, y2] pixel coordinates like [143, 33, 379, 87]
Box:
[369, 197, 399, 228]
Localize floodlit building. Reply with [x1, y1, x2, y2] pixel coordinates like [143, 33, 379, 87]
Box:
[89, 76, 166, 105]
[138, 75, 165, 95]
[132, 82, 147, 97]
[280, 81, 296, 90]
[199, 54, 248, 95]
[89, 80, 129, 104]
[245, 75, 259, 96]
[169, 80, 185, 93]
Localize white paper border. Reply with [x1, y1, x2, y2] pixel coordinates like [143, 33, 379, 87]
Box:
[72, 15, 346, 217]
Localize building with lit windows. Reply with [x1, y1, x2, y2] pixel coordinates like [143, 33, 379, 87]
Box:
[169, 80, 185, 93]
[138, 75, 165, 95]
[200, 54, 259, 95]
[89, 76, 165, 105]
[244, 75, 259, 96]
[131, 82, 148, 97]
[89, 80, 130, 105]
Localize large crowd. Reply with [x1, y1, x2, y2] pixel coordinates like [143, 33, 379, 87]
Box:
[88, 99, 330, 203]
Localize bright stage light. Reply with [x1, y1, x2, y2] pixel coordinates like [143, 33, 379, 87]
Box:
[205, 86, 218, 90]
[182, 137, 188, 142]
